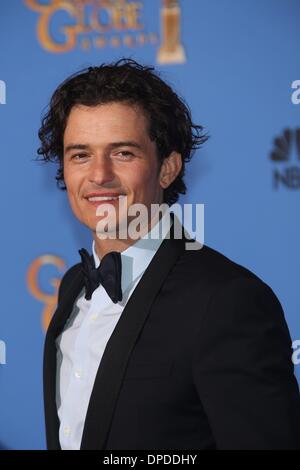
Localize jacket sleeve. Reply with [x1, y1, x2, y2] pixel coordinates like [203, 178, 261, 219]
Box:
[191, 276, 300, 449]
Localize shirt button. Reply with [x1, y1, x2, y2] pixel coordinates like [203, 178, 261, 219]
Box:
[74, 370, 82, 379]
[90, 313, 98, 321]
[63, 426, 71, 436]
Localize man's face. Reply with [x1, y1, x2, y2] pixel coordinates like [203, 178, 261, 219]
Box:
[63, 102, 165, 237]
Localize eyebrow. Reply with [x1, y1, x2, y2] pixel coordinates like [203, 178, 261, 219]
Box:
[64, 141, 143, 153]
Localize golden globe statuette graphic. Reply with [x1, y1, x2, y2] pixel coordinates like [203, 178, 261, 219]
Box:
[27, 255, 66, 332]
[157, 0, 186, 64]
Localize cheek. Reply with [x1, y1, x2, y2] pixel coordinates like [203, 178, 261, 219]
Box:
[127, 163, 160, 192]
[64, 167, 82, 195]
[63, 166, 73, 191]
[65, 181, 84, 213]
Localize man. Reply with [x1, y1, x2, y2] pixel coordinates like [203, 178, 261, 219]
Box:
[39, 58, 300, 450]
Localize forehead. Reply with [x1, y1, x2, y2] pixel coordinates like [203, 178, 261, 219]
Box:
[63, 102, 150, 142]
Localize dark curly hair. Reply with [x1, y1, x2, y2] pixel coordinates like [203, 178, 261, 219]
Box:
[38, 58, 208, 206]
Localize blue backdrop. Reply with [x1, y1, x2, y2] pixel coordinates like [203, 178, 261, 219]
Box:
[0, 0, 299, 449]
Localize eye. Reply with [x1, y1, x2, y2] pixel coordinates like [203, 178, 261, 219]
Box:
[115, 151, 135, 158]
[71, 153, 89, 161]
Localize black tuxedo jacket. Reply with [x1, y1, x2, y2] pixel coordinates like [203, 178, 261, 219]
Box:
[44, 225, 300, 450]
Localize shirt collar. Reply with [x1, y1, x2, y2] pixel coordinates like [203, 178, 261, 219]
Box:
[92, 207, 172, 294]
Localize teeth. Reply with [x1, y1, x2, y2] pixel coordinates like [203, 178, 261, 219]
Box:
[88, 195, 125, 201]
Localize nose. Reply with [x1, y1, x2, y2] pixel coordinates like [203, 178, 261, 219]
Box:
[88, 154, 115, 186]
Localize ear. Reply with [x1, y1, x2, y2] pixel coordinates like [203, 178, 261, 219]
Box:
[159, 151, 182, 189]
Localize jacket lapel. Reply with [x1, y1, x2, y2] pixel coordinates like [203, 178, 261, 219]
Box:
[80, 224, 187, 450]
[43, 268, 84, 450]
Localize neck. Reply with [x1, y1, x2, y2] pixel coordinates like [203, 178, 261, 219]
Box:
[93, 236, 137, 259]
[93, 212, 164, 258]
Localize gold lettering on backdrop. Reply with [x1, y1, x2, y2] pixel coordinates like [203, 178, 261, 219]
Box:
[27, 255, 66, 332]
[157, 0, 186, 63]
[25, 0, 89, 52]
[24, 0, 185, 63]
[24, 0, 144, 53]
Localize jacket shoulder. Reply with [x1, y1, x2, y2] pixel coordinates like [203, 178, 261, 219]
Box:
[178, 241, 265, 287]
[57, 262, 82, 304]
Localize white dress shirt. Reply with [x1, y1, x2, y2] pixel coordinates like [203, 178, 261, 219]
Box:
[55, 210, 172, 450]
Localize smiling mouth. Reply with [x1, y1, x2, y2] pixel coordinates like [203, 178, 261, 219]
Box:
[87, 195, 126, 202]
[85, 195, 128, 208]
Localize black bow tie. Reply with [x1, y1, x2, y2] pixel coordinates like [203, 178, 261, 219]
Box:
[78, 248, 122, 303]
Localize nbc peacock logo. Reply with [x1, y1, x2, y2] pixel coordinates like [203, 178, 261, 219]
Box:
[270, 128, 300, 190]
